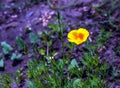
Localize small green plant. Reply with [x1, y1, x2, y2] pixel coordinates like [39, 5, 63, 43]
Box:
[16, 37, 27, 51]
[0, 71, 22, 88]
[86, 28, 111, 52]
[0, 74, 12, 88]
[14, 68, 23, 86]
[27, 51, 109, 88]
[95, 28, 111, 48]
[10, 53, 22, 60]
[1, 42, 13, 55]
[29, 32, 39, 44]
[27, 60, 46, 88]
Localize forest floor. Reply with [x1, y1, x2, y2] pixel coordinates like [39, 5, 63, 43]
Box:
[0, 0, 120, 88]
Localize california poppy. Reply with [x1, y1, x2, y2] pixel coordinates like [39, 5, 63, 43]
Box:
[67, 28, 89, 45]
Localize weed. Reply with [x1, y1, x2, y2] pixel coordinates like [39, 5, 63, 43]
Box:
[0, 74, 12, 88]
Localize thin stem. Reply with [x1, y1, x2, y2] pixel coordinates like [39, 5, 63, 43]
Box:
[46, 42, 49, 56]
[57, 11, 64, 59]
[57, 11, 65, 87]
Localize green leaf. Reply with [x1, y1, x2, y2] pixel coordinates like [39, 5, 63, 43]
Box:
[90, 79, 98, 86]
[1, 42, 13, 54]
[73, 79, 82, 88]
[0, 59, 4, 67]
[52, 52, 58, 57]
[45, 56, 52, 63]
[58, 59, 64, 69]
[38, 49, 46, 55]
[27, 80, 38, 88]
[48, 24, 59, 31]
[16, 37, 26, 51]
[29, 32, 39, 43]
[68, 59, 79, 70]
[10, 53, 22, 60]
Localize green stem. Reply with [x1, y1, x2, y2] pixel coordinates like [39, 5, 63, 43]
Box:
[57, 11, 64, 59]
[46, 42, 49, 56]
[71, 43, 75, 56]
[57, 11, 65, 87]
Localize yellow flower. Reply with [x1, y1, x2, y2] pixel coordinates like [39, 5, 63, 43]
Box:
[67, 28, 89, 45]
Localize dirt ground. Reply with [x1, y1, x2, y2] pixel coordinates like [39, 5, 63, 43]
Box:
[0, 0, 120, 87]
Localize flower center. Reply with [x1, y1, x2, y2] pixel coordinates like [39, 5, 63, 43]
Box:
[74, 33, 84, 40]
[78, 33, 84, 40]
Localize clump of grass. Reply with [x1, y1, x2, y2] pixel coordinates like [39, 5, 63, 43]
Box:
[27, 52, 109, 88]
[0, 74, 12, 88]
